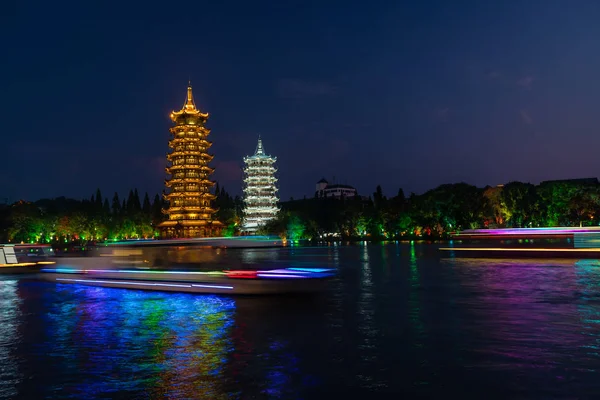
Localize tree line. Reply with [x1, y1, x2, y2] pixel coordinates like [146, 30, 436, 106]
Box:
[0, 185, 242, 245]
[259, 179, 600, 240]
[2, 178, 599, 244]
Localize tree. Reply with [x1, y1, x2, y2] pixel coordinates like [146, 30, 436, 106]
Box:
[112, 193, 121, 215]
[133, 189, 141, 211]
[103, 198, 110, 215]
[95, 188, 103, 211]
[501, 182, 537, 227]
[152, 194, 163, 224]
[373, 185, 386, 209]
[142, 192, 151, 214]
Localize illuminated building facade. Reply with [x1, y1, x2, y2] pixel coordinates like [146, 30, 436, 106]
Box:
[158, 84, 222, 238]
[242, 137, 279, 233]
[315, 178, 357, 198]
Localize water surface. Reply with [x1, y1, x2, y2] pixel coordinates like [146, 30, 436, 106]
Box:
[2, 243, 600, 399]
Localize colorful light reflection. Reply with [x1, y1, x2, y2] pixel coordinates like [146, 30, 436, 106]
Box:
[39, 285, 237, 398]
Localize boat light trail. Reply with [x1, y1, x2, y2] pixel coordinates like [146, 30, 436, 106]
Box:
[56, 278, 233, 289]
[191, 284, 234, 289]
[42, 268, 226, 275]
[256, 273, 308, 279]
[440, 247, 600, 252]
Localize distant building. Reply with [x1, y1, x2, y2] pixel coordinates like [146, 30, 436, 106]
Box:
[315, 178, 357, 198]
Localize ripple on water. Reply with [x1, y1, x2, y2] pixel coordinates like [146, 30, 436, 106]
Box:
[4, 246, 600, 398]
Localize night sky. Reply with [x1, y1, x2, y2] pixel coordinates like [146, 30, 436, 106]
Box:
[3, 1, 600, 203]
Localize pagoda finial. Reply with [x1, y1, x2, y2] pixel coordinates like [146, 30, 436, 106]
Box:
[255, 135, 264, 155]
[184, 82, 195, 110]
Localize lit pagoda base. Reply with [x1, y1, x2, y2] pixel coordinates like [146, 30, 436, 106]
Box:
[159, 220, 222, 239]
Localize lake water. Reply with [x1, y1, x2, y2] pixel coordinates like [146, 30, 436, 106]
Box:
[2, 242, 600, 399]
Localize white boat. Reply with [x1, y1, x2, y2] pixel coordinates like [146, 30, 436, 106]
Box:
[0, 244, 56, 273]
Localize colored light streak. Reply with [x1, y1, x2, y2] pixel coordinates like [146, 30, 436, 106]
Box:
[0, 262, 36, 267]
[256, 268, 334, 275]
[56, 278, 233, 290]
[57, 278, 190, 288]
[256, 273, 308, 279]
[440, 247, 600, 252]
[4, 244, 53, 248]
[457, 227, 600, 236]
[44, 267, 333, 281]
[288, 267, 332, 273]
[225, 270, 258, 279]
[42, 268, 226, 276]
[191, 284, 234, 289]
[256, 269, 303, 274]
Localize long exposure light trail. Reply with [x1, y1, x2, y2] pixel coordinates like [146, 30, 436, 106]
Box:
[56, 278, 233, 290]
[440, 247, 600, 252]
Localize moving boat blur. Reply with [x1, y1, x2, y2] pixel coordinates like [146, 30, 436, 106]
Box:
[440, 227, 600, 258]
[29, 236, 334, 295]
[68, 235, 285, 269]
[39, 267, 335, 295]
[0, 244, 56, 273]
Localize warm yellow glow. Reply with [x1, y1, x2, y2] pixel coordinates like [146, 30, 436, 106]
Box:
[158, 84, 221, 237]
[0, 262, 37, 267]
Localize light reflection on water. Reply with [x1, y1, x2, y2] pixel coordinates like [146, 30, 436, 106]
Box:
[0, 280, 20, 399]
[4, 245, 600, 398]
[33, 285, 237, 399]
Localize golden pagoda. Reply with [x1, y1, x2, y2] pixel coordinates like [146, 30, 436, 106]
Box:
[158, 83, 222, 238]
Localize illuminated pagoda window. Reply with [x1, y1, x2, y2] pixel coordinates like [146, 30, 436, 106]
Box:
[158, 83, 223, 238]
[242, 136, 279, 233]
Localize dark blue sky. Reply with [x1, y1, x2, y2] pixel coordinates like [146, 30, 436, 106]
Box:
[3, 1, 600, 202]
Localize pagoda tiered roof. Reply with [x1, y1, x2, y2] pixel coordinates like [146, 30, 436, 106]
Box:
[169, 83, 209, 126]
[158, 83, 222, 238]
[243, 136, 277, 161]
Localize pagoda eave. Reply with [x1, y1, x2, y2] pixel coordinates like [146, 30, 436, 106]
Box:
[163, 192, 216, 199]
[158, 220, 222, 228]
[165, 208, 217, 214]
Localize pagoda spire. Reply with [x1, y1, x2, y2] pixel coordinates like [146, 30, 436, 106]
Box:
[184, 81, 196, 111]
[255, 135, 264, 156]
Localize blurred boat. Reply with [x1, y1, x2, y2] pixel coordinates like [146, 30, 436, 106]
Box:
[91, 236, 284, 268]
[38, 266, 335, 295]
[0, 244, 56, 273]
[441, 227, 600, 258]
